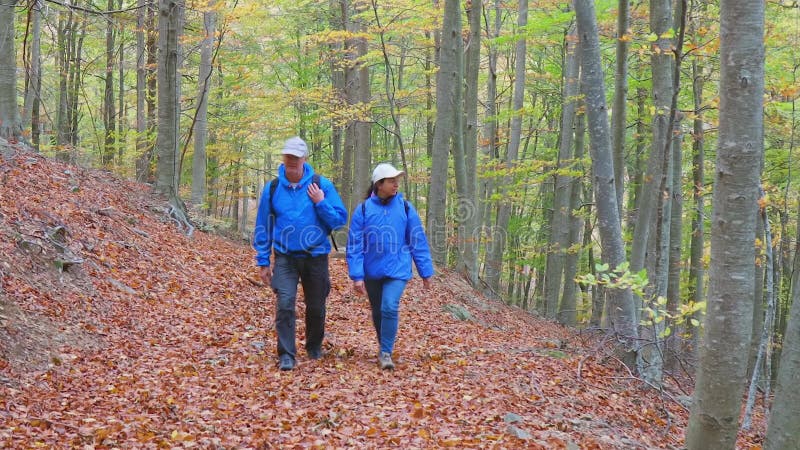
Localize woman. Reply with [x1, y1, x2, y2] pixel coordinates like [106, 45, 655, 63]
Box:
[346, 163, 434, 370]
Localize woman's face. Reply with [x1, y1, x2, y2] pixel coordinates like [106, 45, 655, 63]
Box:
[376, 177, 399, 198]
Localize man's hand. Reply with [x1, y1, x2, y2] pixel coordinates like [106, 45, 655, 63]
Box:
[308, 183, 325, 204]
[422, 277, 432, 291]
[259, 266, 273, 286]
[353, 280, 367, 296]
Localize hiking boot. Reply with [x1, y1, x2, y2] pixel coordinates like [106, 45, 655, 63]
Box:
[279, 354, 295, 371]
[308, 348, 324, 360]
[378, 352, 395, 370]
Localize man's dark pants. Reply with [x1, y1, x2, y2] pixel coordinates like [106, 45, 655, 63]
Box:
[271, 253, 330, 359]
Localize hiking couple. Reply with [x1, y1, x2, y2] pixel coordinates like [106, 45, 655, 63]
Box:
[253, 137, 434, 371]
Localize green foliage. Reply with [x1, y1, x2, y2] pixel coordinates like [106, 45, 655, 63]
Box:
[577, 263, 706, 338]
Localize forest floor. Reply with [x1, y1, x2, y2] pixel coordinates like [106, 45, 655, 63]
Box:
[0, 145, 767, 448]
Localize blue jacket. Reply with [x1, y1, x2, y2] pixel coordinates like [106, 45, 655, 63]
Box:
[347, 192, 435, 281]
[253, 163, 347, 267]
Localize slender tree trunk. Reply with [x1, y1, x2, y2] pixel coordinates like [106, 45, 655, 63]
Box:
[574, 0, 638, 368]
[103, 0, 117, 166]
[547, 24, 579, 321]
[0, 0, 21, 141]
[155, 0, 181, 197]
[687, 53, 706, 359]
[743, 199, 775, 429]
[764, 201, 800, 450]
[479, 0, 500, 284]
[485, 0, 527, 290]
[560, 86, 586, 327]
[611, 0, 630, 219]
[22, 0, 42, 149]
[665, 115, 684, 371]
[135, 0, 148, 181]
[685, 0, 765, 447]
[460, 0, 481, 286]
[630, 0, 674, 316]
[428, 0, 462, 266]
[191, 1, 216, 207]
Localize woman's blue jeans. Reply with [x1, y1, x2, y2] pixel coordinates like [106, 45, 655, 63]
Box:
[364, 278, 408, 354]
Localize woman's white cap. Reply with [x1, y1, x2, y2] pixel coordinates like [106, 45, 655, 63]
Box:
[371, 163, 404, 183]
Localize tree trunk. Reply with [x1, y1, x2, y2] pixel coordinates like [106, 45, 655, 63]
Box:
[479, 0, 500, 285]
[743, 200, 775, 430]
[665, 115, 684, 371]
[428, 0, 462, 267]
[22, 0, 43, 149]
[485, 0, 527, 291]
[611, 0, 630, 219]
[1, 0, 22, 140]
[103, 0, 117, 166]
[191, 1, 216, 207]
[687, 52, 706, 359]
[574, 0, 638, 368]
[135, 0, 147, 181]
[764, 201, 800, 450]
[459, 0, 481, 286]
[560, 85, 586, 327]
[547, 24, 579, 321]
[685, 1, 765, 447]
[630, 0, 674, 317]
[155, 0, 181, 197]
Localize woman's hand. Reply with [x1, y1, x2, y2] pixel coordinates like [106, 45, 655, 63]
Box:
[353, 280, 367, 296]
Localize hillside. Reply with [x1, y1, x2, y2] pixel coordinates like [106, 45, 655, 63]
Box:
[0, 146, 765, 448]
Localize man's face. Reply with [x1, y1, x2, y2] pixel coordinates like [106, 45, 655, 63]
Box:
[283, 154, 305, 181]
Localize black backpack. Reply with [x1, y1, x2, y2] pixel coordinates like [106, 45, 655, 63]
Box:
[269, 174, 338, 251]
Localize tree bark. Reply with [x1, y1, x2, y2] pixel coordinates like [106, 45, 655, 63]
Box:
[191, 1, 216, 207]
[611, 0, 630, 220]
[459, 0, 481, 286]
[0, 0, 22, 141]
[155, 0, 181, 197]
[485, 0, 527, 291]
[428, 0, 463, 266]
[764, 201, 800, 450]
[574, 0, 638, 367]
[685, 0, 765, 447]
[22, 0, 43, 149]
[547, 24, 579, 321]
[103, 0, 117, 166]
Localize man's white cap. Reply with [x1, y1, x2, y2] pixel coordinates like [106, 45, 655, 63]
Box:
[282, 136, 308, 158]
[371, 163, 404, 183]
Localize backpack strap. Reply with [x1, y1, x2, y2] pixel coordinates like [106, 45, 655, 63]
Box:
[361, 198, 411, 245]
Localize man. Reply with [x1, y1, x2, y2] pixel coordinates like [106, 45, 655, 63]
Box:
[253, 136, 347, 370]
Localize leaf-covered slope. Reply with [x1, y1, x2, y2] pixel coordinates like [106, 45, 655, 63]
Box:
[0, 150, 765, 448]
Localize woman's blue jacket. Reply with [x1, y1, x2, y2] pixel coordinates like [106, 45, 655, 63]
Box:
[347, 192, 434, 281]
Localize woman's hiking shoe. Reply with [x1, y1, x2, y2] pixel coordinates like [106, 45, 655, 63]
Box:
[279, 354, 295, 371]
[378, 352, 395, 370]
[308, 348, 323, 360]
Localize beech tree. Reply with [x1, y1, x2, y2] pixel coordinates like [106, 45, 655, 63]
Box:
[0, 0, 21, 140]
[685, 0, 765, 447]
[574, 0, 638, 367]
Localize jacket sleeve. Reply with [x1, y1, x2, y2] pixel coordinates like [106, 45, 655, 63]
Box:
[406, 202, 435, 279]
[315, 177, 348, 232]
[346, 203, 365, 281]
[253, 183, 273, 267]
